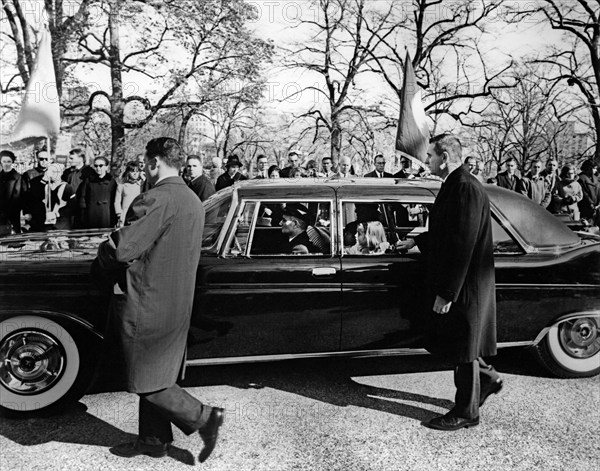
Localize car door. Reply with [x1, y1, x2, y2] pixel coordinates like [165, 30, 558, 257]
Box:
[337, 186, 435, 351]
[188, 189, 343, 361]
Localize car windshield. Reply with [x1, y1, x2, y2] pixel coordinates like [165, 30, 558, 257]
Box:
[487, 185, 580, 249]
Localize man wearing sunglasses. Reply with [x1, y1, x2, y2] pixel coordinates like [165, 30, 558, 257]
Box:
[22, 149, 52, 190]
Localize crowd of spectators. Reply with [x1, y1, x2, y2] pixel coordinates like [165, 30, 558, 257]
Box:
[484, 156, 599, 226]
[1, 146, 599, 236]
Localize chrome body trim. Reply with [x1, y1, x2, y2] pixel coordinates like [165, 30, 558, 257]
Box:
[185, 348, 431, 366]
[0, 309, 104, 340]
[184, 341, 546, 367]
[532, 310, 600, 346]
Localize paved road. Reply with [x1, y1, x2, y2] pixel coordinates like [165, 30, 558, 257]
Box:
[1, 348, 599, 471]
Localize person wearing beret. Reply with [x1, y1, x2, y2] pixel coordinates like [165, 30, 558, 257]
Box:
[215, 154, 247, 191]
[280, 203, 320, 254]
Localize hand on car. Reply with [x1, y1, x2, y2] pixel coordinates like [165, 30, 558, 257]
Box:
[395, 238, 416, 251]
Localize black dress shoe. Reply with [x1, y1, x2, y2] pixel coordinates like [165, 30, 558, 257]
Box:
[480, 379, 503, 407]
[110, 441, 169, 458]
[423, 413, 479, 431]
[198, 407, 225, 463]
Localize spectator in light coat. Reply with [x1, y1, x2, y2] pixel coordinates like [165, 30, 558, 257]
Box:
[521, 159, 551, 207]
[115, 161, 143, 226]
[552, 164, 583, 220]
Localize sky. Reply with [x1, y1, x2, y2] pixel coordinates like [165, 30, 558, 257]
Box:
[247, 0, 563, 117]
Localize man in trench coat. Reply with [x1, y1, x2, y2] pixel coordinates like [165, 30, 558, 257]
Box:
[399, 133, 503, 430]
[96, 137, 224, 461]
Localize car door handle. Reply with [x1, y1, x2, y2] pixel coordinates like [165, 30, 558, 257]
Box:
[312, 267, 337, 277]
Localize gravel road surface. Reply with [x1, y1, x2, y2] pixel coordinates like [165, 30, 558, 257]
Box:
[1, 348, 599, 471]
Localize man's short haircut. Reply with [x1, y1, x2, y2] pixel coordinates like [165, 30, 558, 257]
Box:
[288, 151, 298, 157]
[94, 156, 109, 166]
[322, 156, 332, 163]
[256, 154, 268, 162]
[35, 148, 49, 158]
[69, 148, 85, 158]
[531, 159, 542, 166]
[146, 137, 186, 170]
[187, 154, 202, 164]
[464, 156, 476, 164]
[0, 150, 16, 162]
[504, 157, 518, 166]
[430, 133, 462, 163]
[374, 154, 385, 162]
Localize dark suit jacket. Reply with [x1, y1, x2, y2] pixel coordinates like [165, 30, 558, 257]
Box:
[286, 231, 319, 254]
[394, 169, 410, 178]
[496, 171, 525, 194]
[0, 169, 25, 231]
[188, 174, 215, 202]
[364, 170, 394, 178]
[215, 171, 247, 191]
[416, 166, 496, 363]
[96, 176, 204, 393]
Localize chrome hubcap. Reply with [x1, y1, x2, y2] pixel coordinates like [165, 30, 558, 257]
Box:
[559, 318, 600, 359]
[0, 330, 65, 394]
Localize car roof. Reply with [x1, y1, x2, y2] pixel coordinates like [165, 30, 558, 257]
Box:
[228, 178, 581, 250]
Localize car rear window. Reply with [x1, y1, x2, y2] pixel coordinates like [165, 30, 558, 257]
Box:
[487, 186, 580, 249]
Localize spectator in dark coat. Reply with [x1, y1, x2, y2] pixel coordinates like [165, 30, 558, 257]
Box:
[254, 154, 269, 179]
[186, 155, 215, 202]
[62, 148, 95, 227]
[496, 157, 525, 194]
[22, 149, 52, 190]
[0, 150, 26, 234]
[96, 137, 223, 461]
[578, 159, 600, 224]
[80, 156, 117, 228]
[394, 155, 412, 178]
[364, 154, 394, 178]
[280, 151, 301, 178]
[62, 148, 94, 195]
[215, 155, 247, 191]
[398, 133, 501, 431]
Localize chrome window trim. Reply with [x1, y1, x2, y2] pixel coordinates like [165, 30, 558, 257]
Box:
[237, 198, 336, 258]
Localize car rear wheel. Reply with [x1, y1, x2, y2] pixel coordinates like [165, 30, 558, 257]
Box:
[0, 315, 96, 416]
[532, 316, 600, 378]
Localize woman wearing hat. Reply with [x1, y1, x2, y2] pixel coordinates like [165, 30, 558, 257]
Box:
[215, 155, 247, 191]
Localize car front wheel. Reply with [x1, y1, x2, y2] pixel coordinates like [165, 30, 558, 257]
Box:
[0, 315, 96, 416]
[532, 316, 600, 378]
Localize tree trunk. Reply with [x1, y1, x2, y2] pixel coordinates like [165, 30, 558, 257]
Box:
[330, 114, 342, 163]
[108, 0, 125, 166]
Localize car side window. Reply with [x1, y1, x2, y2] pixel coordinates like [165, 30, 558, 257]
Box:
[224, 202, 258, 257]
[341, 201, 430, 256]
[491, 217, 524, 254]
[202, 194, 232, 253]
[249, 201, 332, 256]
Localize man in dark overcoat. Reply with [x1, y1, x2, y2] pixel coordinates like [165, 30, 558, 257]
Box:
[186, 155, 215, 202]
[364, 154, 394, 178]
[96, 137, 224, 461]
[399, 133, 502, 430]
